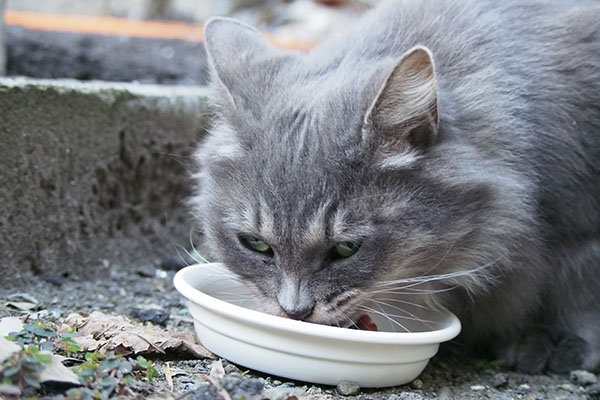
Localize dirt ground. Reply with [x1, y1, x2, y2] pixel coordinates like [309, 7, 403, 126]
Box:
[2, 2, 600, 399]
[2, 259, 599, 400]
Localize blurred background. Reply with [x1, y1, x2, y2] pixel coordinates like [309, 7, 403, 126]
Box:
[0, 0, 378, 85]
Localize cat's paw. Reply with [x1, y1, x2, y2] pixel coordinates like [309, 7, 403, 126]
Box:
[502, 330, 597, 373]
[547, 335, 588, 373]
[504, 329, 555, 374]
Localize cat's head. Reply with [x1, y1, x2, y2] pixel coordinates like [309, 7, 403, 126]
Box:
[191, 18, 512, 325]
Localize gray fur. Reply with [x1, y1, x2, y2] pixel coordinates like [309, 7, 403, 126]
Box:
[192, 0, 600, 372]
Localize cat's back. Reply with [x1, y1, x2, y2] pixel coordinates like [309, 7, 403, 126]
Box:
[313, 0, 600, 235]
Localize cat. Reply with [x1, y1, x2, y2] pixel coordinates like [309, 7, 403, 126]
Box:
[190, 0, 600, 373]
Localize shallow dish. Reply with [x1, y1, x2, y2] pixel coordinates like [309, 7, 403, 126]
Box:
[174, 263, 461, 387]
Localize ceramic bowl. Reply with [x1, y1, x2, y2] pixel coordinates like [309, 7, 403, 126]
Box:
[174, 263, 460, 387]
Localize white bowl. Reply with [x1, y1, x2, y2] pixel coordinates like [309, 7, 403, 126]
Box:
[174, 263, 461, 388]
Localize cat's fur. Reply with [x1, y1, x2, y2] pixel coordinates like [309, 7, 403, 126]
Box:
[191, 0, 600, 372]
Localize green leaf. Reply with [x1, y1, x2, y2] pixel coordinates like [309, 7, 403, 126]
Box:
[100, 357, 120, 372]
[23, 375, 42, 389]
[62, 332, 81, 340]
[40, 341, 54, 351]
[24, 324, 57, 338]
[2, 365, 22, 378]
[67, 343, 81, 353]
[34, 352, 52, 365]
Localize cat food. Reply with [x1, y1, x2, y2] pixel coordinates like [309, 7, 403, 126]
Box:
[353, 314, 378, 331]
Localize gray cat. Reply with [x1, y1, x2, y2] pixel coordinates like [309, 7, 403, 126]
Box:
[191, 0, 600, 373]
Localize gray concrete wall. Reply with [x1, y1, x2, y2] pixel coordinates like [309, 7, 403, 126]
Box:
[0, 78, 212, 286]
[1, 0, 6, 75]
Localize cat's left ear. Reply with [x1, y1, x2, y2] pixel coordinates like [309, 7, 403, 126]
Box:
[364, 46, 439, 151]
[204, 17, 278, 102]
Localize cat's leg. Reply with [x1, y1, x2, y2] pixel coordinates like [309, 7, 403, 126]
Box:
[507, 328, 555, 373]
[546, 239, 600, 372]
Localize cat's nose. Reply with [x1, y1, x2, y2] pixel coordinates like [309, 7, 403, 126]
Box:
[281, 303, 314, 320]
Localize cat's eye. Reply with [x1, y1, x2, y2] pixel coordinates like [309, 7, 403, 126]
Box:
[240, 235, 273, 254]
[333, 241, 360, 258]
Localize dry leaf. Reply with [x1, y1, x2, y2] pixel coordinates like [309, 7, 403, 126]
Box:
[5, 301, 39, 311]
[64, 311, 214, 359]
[164, 362, 174, 392]
[0, 317, 22, 363]
[37, 354, 80, 386]
[205, 359, 231, 400]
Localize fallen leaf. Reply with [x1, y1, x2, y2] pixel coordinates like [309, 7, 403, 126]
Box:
[64, 311, 214, 359]
[204, 359, 231, 400]
[164, 362, 174, 391]
[0, 317, 24, 363]
[5, 301, 39, 311]
[0, 384, 21, 396]
[37, 354, 80, 386]
[209, 359, 225, 380]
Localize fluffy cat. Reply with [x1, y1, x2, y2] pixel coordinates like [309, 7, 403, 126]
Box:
[191, 0, 600, 373]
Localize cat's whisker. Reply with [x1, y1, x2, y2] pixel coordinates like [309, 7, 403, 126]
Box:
[374, 258, 501, 291]
[368, 297, 434, 310]
[356, 305, 410, 333]
[367, 299, 435, 329]
[359, 304, 435, 325]
[368, 286, 458, 296]
[188, 230, 210, 264]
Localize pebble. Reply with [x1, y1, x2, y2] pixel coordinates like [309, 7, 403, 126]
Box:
[336, 381, 361, 396]
[398, 392, 424, 400]
[559, 383, 575, 392]
[570, 370, 598, 386]
[224, 363, 240, 374]
[517, 383, 531, 393]
[129, 307, 170, 325]
[388, 393, 424, 400]
[436, 386, 453, 400]
[586, 383, 600, 399]
[470, 385, 486, 391]
[491, 372, 509, 388]
[410, 378, 424, 390]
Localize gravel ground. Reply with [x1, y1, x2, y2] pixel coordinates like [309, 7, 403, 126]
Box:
[2, 260, 599, 400]
[3, 2, 599, 398]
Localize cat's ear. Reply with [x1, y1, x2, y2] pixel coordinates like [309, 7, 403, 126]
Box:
[365, 46, 439, 150]
[204, 17, 275, 97]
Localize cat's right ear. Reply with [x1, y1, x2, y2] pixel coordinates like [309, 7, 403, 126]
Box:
[364, 46, 439, 152]
[204, 17, 276, 107]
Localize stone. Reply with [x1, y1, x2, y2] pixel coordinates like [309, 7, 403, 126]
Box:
[470, 385, 486, 391]
[129, 308, 170, 326]
[436, 386, 453, 400]
[586, 383, 600, 399]
[0, 78, 211, 286]
[491, 372, 509, 388]
[398, 392, 424, 400]
[410, 378, 424, 390]
[336, 381, 361, 396]
[570, 370, 598, 386]
[517, 383, 531, 393]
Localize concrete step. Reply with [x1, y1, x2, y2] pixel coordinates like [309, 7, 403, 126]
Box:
[0, 77, 211, 286]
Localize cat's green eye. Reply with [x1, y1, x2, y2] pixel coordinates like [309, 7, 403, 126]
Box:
[333, 241, 360, 258]
[241, 235, 272, 254]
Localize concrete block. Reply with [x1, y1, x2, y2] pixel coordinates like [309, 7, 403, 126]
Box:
[0, 78, 212, 286]
[1, 0, 5, 76]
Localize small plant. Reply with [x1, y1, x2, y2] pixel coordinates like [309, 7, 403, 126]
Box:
[135, 356, 159, 383]
[0, 345, 52, 390]
[5, 320, 81, 355]
[2, 318, 162, 399]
